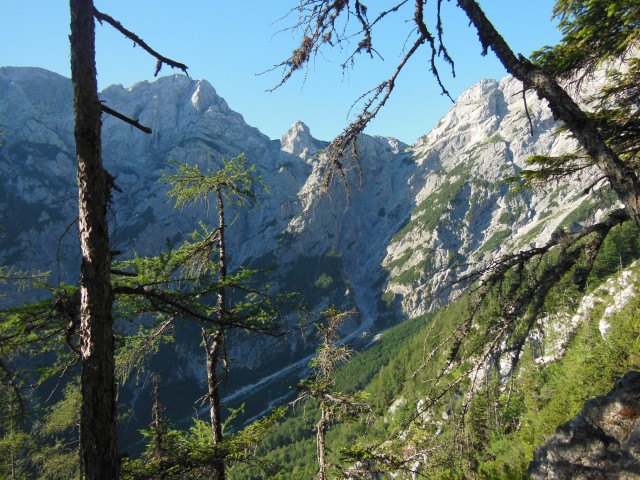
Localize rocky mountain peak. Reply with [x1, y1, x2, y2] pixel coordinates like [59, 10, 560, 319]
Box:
[280, 120, 321, 160]
[100, 75, 231, 119]
[190, 79, 219, 112]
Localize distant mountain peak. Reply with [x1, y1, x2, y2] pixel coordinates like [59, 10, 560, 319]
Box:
[280, 120, 320, 160]
[190, 79, 219, 112]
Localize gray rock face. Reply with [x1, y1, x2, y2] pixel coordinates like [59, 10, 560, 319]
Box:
[0, 66, 605, 320]
[530, 371, 640, 480]
[379, 74, 605, 316]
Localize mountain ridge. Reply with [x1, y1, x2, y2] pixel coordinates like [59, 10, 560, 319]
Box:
[0, 63, 608, 357]
[0, 66, 615, 451]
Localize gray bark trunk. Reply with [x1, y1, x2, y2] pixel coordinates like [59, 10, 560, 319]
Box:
[203, 186, 227, 479]
[316, 408, 328, 480]
[69, 0, 118, 478]
[204, 329, 224, 479]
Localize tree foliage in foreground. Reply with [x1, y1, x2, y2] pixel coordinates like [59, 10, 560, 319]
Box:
[122, 374, 287, 479]
[0, 155, 290, 479]
[518, 0, 640, 190]
[271, 6, 640, 426]
[230, 221, 640, 479]
[294, 307, 370, 479]
[2, 0, 639, 478]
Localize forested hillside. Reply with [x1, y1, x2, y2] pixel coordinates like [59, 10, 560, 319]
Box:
[232, 221, 640, 478]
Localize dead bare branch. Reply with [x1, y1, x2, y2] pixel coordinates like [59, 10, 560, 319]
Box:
[100, 104, 152, 134]
[271, 1, 457, 189]
[93, 7, 188, 77]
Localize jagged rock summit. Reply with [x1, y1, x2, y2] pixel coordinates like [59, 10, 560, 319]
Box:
[279, 120, 323, 161]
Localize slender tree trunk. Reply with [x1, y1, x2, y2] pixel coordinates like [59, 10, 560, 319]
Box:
[316, 408, 328, 480]
[10, 448, 16, 480]
[202, 186, 228, 479]
[69, 1, 118, 478]
[456, 0, 640, 227]
[216, 187, 227, 310]
[203, 328, 225, 479]
[151, 374, 165, 457]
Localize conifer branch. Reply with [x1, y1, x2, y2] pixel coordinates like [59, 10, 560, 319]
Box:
[112, 284, 281, 335]
[0, 359, 25, 416]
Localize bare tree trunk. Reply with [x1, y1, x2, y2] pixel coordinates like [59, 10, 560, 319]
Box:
[456, 0, 640, 227]
[202, 186, 228, 479]
[151, 374, 165, 457]
[69, 0, 118, 478]
[316, 408, 328, 480]
[203, 329, 225, 479]
[216, 187, 227, 312]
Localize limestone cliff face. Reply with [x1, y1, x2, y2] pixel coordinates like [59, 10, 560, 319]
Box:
[381, 75, 606, 317]
[530, 371, 640, 480]
[0, 67, 606, 322]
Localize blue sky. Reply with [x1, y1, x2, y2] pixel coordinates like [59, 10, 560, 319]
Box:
[1, 1, 560, 144]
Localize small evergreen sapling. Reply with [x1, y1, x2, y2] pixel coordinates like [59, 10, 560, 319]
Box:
[294, 307, 370, 480]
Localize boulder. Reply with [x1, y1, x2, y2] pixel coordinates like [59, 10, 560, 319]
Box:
[530, 371, 640, 479]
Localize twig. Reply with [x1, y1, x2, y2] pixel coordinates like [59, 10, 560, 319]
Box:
[522, 82, 534, 136]
[110, 269, 138, 277]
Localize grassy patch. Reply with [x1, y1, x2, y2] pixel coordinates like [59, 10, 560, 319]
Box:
[391, 166, 470, 244]
[390, 250, 435, 286]
[477, 228, 513, 256]
[517, 222, 546, 248]
[384, 248, 414, 271]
